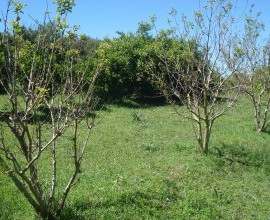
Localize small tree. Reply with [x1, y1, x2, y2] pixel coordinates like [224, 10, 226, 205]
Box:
[236, 9, 270, 132]
[0, 1, 101, 219]
[148, 0, 241, 153]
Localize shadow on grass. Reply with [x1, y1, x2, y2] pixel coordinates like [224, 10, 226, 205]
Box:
[61, 185, 221, 219]
[210, 142, 270, 172]
[112, 98, 172, 109]
[56, 207, 85, 220]
[64, 190, 173, 219]
[75, 191, 160, 211]
[0, 105, 97, 124]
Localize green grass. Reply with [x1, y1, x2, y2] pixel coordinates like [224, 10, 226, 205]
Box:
[1, 98, 270, 219]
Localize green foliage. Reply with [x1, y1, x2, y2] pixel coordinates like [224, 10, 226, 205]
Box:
[0, 16, 204, 104]
[94, 25, 203, 103]
[252, 67, 270, 93]
[94, 31, 159, 102]
[54, 0, 76, 15]
[0, 22, 99, 94]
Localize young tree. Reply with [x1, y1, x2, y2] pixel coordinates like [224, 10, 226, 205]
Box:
[236, 9, 270, 132]
[148, 0, 241, 153]
[0, 1, 101, 219]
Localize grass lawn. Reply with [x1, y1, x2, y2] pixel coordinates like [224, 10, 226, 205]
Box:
[0, 97, 270, 219]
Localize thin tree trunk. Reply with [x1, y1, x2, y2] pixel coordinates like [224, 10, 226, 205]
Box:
[254, 104, 262, 132]
[196, 120, 203, 151]
[203, 120, 212, 154]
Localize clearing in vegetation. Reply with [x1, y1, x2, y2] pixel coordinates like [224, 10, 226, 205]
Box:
[1, 97, 270, 219]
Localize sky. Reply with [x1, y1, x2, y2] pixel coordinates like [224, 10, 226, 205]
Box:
[0, 0, 270, 39]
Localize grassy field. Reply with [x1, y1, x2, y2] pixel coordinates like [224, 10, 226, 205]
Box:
[0, 97, 270, 219]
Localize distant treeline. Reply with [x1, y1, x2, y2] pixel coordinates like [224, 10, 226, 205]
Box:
[0, 22, 215, 103]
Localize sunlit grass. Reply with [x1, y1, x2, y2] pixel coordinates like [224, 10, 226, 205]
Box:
[1, 97, 270, 219]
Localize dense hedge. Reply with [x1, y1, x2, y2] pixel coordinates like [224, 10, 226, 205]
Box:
[1, 23, 204, 103]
